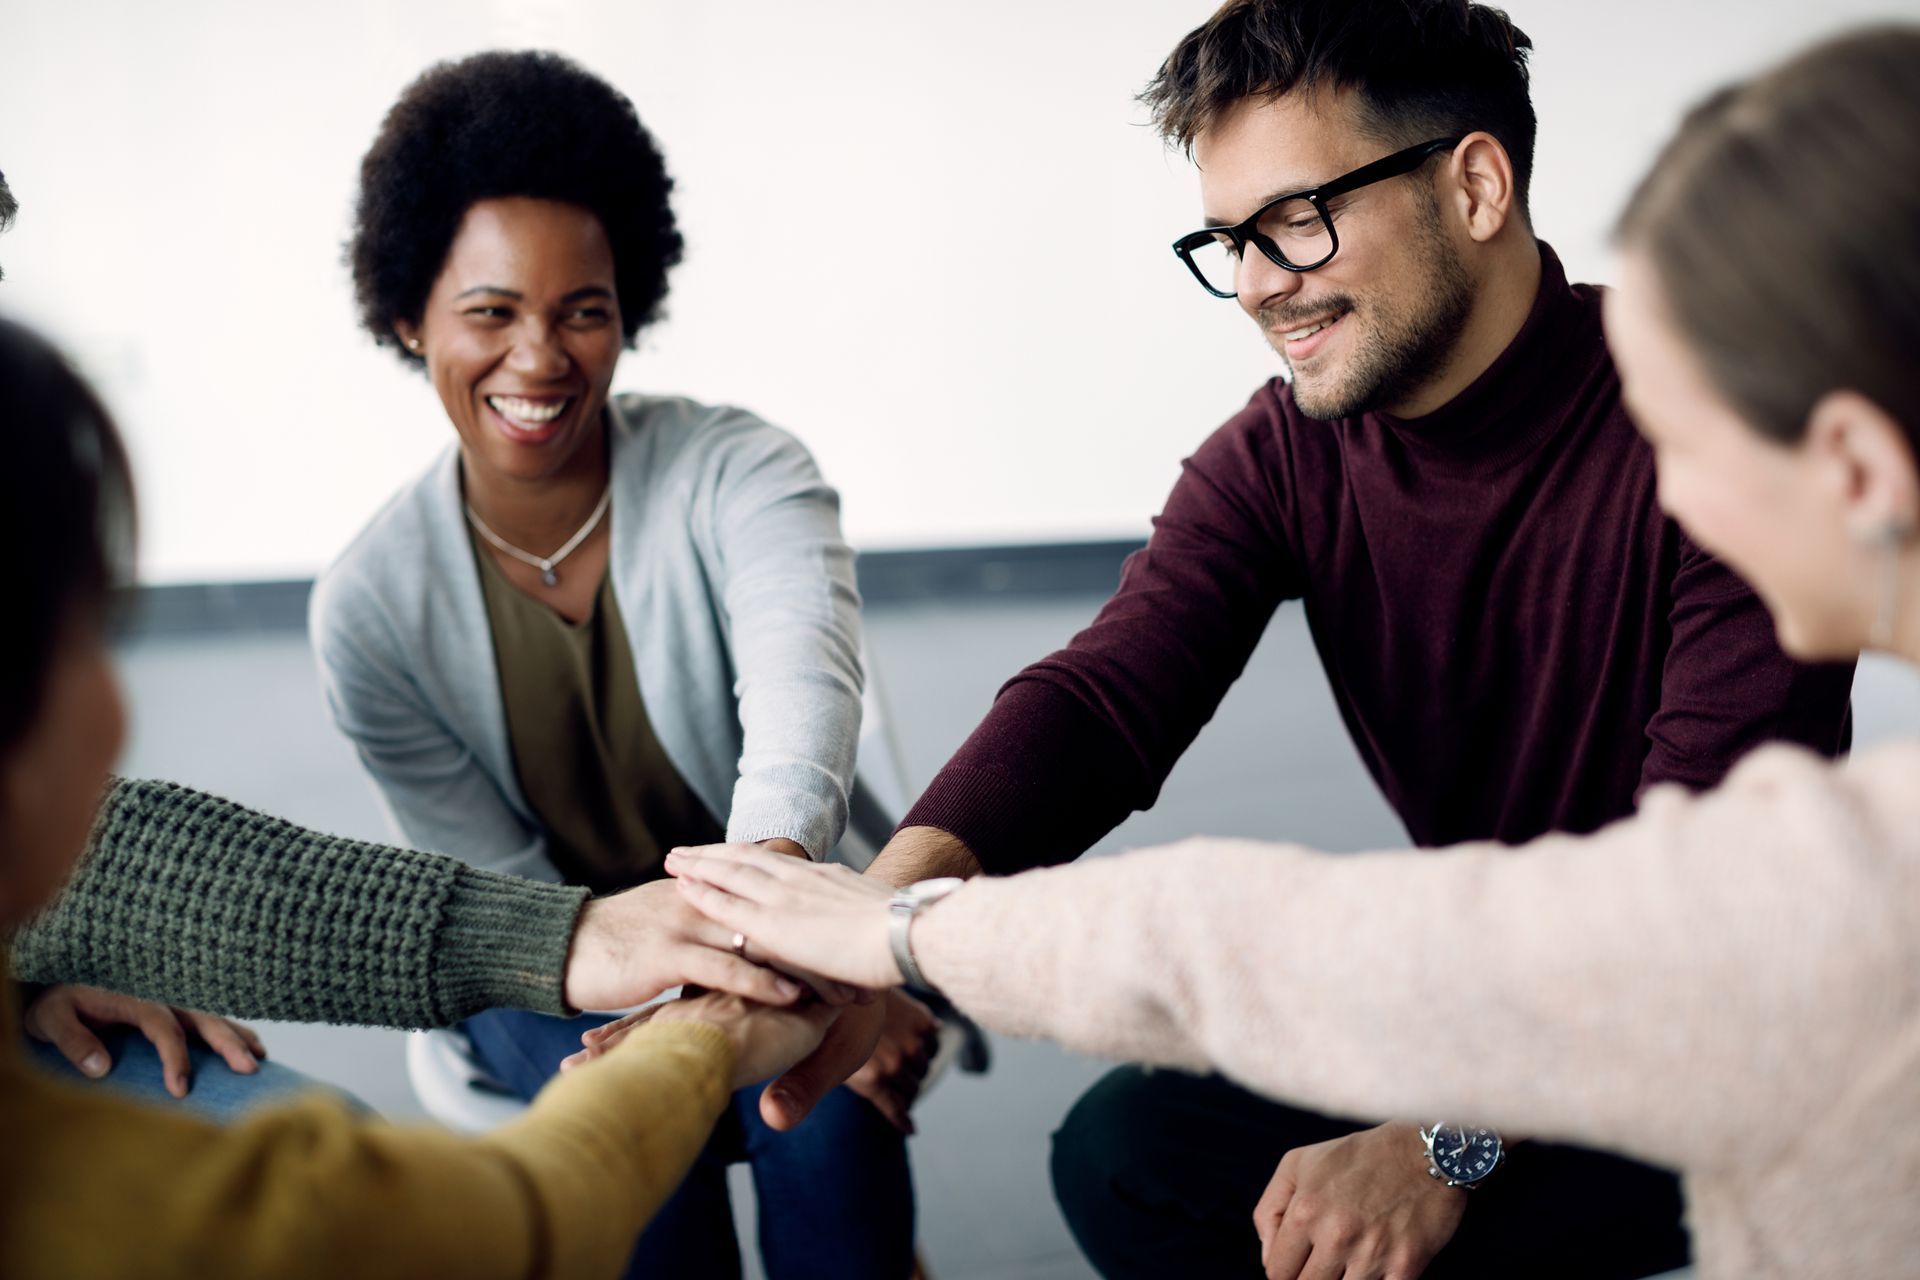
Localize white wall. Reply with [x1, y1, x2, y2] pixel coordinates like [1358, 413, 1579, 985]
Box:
[3, 0, 1916, 583]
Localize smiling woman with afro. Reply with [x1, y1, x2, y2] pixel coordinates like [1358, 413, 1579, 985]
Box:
[313, 50, 919, 1280]
[348, 50, 683, 365]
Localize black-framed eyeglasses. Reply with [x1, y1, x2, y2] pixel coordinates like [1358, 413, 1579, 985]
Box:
[1171, 137, 1461, 299]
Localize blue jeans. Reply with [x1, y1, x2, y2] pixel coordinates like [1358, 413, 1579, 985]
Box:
[466, 1005, 915, 1280]
[23, 1025, 358, 1121]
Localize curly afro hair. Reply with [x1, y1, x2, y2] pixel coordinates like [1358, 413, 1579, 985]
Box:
[0, 169, 18, 281]
[348, 50, 683, 367]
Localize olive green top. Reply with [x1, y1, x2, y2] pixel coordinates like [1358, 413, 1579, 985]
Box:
[471, 530, 724, 894]
[9, 777, 587, 1028]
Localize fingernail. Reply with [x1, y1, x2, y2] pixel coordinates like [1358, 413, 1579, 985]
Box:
[80, 1052, 108, 1078]
[774, 978, 803, 1000]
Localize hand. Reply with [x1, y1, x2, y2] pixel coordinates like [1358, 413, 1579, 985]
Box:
[762, 995, 887, 1130]
[23, 984, 266, 1099]
[843, 989, 939, 1135]
[664, 843, 899, 989]
[563, 877, 857, 1012]
[561, 989, 837, 1091]
[1253, 1122, 1467, 1280]
[571, 995, 895, 1133]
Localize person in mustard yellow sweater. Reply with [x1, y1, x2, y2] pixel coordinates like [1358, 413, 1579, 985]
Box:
[0, 315, 838, 1279]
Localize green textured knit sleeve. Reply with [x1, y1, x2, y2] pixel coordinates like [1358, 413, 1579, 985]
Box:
[5, 778, 589, 1028]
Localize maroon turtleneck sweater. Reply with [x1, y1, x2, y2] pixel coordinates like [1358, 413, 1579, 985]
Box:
[901, 246, 1855, 873]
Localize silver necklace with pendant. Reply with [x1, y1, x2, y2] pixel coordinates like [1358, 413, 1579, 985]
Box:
[466, 484, 613, 587]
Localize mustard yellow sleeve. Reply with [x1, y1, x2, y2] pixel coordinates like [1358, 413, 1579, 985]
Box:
[0, 1020, 733, 1279]
[479, 1020, 736, 1277]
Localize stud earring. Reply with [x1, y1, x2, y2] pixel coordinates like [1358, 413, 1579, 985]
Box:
[406, 337, 422, 352]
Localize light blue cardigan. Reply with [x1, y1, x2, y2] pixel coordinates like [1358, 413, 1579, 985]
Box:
[309, 393, 865, 882]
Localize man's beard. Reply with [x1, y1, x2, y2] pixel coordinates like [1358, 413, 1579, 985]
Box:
[1266, 201, 1475, 421]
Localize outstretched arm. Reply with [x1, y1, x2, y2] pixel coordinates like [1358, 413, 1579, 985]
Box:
[6, 1007, 727, 1279]
[9, 779, 807, 1028]
[669, 743, 1920, 1176]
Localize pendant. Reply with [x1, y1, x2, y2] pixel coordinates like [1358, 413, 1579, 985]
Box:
[540, 565, 559, 587]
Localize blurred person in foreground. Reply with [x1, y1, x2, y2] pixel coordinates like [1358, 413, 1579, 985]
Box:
[619, 25, 1920, 1280]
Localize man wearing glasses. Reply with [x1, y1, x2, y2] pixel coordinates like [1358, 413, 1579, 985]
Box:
[763, 2, 1853, 1276]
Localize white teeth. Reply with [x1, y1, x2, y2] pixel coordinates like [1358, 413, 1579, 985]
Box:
[487, 395, 569, 425]
[1283, 319, 1333, 342]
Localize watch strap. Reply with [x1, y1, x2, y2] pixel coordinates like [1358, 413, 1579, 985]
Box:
[889, 898, 932, 990]
[887, 878, 964, 994]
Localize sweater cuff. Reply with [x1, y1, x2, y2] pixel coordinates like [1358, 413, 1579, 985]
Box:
[899, 765, 1052, 875]
[726, 778, 847, 860]
[431, 866, 590, 1022]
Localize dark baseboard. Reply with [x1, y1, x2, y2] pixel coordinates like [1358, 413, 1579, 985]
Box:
[850, 539, 1140, 605]
[114, 538, 1144, 638]
[115, 579, 317, 637]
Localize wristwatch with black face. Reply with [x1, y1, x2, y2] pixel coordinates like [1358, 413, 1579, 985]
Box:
[1420, 1123, 1504, 1189]
[888, 877, 965, 993]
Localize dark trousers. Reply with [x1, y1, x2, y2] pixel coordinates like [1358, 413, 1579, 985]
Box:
[1051, 1066, 1690, 1279]
[467, 1005, 915, 1280]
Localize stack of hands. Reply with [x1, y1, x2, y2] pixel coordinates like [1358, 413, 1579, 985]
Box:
[601, 844, 1477, 1280]
[560, 842, 932, 1124]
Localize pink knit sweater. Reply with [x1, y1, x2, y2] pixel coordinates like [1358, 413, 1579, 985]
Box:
[915, 741, 1920, 1280]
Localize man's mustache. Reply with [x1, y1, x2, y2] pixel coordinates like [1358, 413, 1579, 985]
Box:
[1258, 297, 1355, 331]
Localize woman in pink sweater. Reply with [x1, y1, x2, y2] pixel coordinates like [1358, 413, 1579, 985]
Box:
[628, 27, 1920, 1280]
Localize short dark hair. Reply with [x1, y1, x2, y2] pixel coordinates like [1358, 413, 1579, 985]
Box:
[348, 50, 684, 368]
[0, 319, 135, 758]
[1616, 26, 1920, 447]
[1141, 0, 1536, 216]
